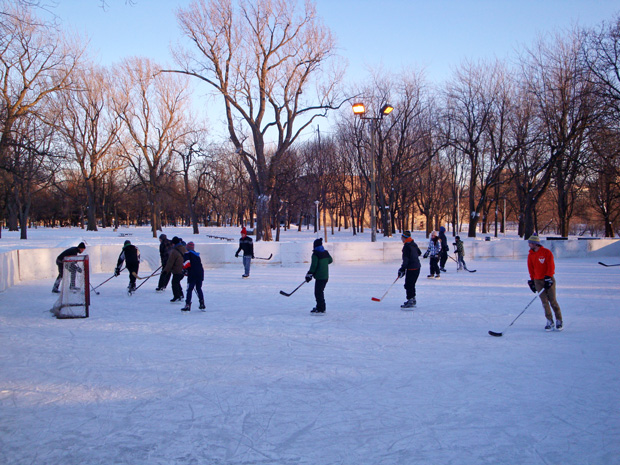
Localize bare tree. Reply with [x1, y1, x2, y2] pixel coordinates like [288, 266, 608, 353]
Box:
[171, 0, 344, 241]
[524, 31, 598, 237]
[113, 57, 193, 238]
[0, 0, 81, 175]
[54, 65, 123, 230]
[443, 60, 497, 237]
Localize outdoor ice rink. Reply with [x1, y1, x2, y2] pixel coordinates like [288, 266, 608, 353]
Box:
[1, 232, 619, 464]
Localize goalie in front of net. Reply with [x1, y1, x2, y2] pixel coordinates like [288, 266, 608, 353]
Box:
[52, 242, 86, 293]
[115, 240, 141, 292]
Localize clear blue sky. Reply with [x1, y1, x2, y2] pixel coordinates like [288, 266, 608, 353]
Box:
[48, 0, 620, 82]
[43, 0, 620, 138]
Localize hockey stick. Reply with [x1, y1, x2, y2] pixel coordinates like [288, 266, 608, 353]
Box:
[279, 280, 306, 297]
[90, 283, 100, 296]
[92, 267, 125, 292]
[236, 254, 273, 260]
[371, 276, 401, 302]
[131, 271, 162, 280]
[598, 261, 620, 267]
[488, 289, 544, 337]
[131, 265, 163, 293]
[449, 254, 477, 272]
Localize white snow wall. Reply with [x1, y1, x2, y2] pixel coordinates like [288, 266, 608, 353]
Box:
[1, 238, 619, 292]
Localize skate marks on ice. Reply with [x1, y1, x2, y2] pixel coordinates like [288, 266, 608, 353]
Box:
[1, 260, 620, 463]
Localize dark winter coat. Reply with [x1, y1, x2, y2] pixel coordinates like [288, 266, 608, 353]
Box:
[159, 238, 173, 266]
[438, 227, 450, 252]
[183, 250, 204, 282]
[455, 239, 465, 257]
[308, 247, 333, 280]
[399, 239, 421, 274]
[117, 244, 140, 270]
[164, 244, 187, 275]
[236, 236, 254, 257]
[56, 246, 83, 265]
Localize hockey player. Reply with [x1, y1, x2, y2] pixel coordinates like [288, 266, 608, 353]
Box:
[453, 236, 467, 271]
[181, 242, 205, 311]
[163, 237, 187, 302]
[423, 231, 442, 279]
[52, 242, 86, 293]
[235, 227, 254, 278]
[115, 240, 140, 292]
[156, 233, 173, 291]
[527, 234, 564, 331]
[305, 238, 333, 314]
[398, 231, 422, 308]
[438, 226, 450, 272]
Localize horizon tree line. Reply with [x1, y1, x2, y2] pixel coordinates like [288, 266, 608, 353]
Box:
[1, 0, 620, 240]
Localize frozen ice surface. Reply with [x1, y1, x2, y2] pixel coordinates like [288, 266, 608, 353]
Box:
[1, 227, 619, 464]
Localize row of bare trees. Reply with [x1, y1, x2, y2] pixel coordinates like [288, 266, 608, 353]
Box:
[2, 0, 620, 241]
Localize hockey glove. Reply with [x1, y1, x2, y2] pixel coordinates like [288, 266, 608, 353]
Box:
[114, 267, 120, 277]
[235, 253, 239, 258]
[305, 273, 313, 283]
[398, 269, 405, 279]
[543, 276, 554, 290]
[527, 279, 536, 293]
[423, 251, 429, 259]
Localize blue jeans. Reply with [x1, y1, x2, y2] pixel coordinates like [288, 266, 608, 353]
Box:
[243, 256, 252, 276]
[186, 279, 204, 305]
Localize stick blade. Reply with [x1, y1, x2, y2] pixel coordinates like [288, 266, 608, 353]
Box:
[488, 330, 503, 337]
[279, 290, 291, 297]
[371, 297, 381, 302]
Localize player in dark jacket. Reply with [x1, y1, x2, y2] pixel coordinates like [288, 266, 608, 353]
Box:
[156, 233, 173, 291]
[398, 231, 422, 308]
[115, 240, 140, 292]
[52, 242, 86, 293]
[438, 226, 450, 272]
[180, 241, 205, 311]
[235, 227, 254, 278]
[306, 238, 333, 314]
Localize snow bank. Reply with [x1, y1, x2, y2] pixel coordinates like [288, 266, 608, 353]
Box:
[2, 238, 619, 292]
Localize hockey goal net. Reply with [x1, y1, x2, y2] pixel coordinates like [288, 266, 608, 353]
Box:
[51, 255, 90, 319]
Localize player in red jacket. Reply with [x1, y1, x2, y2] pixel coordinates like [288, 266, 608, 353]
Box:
[527, 235, 564, 331]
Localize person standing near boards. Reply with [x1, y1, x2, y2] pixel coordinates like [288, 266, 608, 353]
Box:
[235, 227, 254, 278]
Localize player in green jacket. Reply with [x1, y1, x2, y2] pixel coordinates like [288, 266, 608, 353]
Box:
[305, 238, 333, 314]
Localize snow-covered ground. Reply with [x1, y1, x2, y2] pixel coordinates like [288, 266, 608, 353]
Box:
[1, 226, 620, 464]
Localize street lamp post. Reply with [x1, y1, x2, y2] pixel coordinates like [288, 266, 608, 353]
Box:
[353, 102, 393, 242]
[314, 200, 320, 237]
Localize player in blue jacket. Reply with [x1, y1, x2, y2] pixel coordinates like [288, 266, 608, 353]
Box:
[181, 242, 205, 311]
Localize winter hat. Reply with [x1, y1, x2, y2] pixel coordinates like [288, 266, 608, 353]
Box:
[159, 233, 167, 240]
[430, 230, 438, 237]
[455, 236, 461, 241]
[124, 240, 131, 247]
[313, 238, 323, 248]
[439, 226, 446, 233]
[401, 230, 411, 239]
[241, 227, 247, 235]
[186, 241, 195, 250]
[528, 234, 541, 244]
[172, 236, 180, 245]
[78, 242, 86, 249]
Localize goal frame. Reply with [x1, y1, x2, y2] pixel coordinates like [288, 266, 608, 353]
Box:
[52, 254, 90, 319]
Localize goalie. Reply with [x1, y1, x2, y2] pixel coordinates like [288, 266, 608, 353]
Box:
[52, 242, 86, 293]
[115, 240, 141, 292]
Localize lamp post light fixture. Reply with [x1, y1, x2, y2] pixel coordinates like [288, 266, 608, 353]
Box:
[352, 102, 394, 242]
[314, 200, 320, 237]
